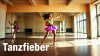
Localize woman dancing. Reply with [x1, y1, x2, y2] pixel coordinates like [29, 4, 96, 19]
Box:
[9, 21, 19, 38]
[41, 13, 61, 45]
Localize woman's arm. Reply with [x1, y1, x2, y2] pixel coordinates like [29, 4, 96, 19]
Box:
[8, 21, 13, 25]
[54, 14, 61, 19]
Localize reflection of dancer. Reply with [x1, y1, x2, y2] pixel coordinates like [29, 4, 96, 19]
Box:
[53, 45, 58, 56]
[9, 21, 19, 38]
[41, 13, 61, 45]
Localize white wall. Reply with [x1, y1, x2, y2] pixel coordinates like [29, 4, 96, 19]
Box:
[90, 4, 97, 38]
[0, 2, 6, 38]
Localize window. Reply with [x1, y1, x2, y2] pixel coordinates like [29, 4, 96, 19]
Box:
[75, 13, 87, 38]
[97, 3, 100, 15]
[76, 13, 87, 34]
[96, 3, 100, 36]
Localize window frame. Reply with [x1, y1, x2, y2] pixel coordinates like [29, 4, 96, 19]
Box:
[96, 3, 100, 37]
[76, 13, 87, 34]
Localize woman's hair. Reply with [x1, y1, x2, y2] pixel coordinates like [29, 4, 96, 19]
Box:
[42, 13, 50, 20]
[14, 21, 17, 23]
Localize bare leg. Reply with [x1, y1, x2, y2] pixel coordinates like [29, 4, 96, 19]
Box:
[52, 30, 56, 45]
[12, 30, 16, 44]
[12, 32, 15, 38]
[12, 30, 16, 38]
[41, 30, 49, 45]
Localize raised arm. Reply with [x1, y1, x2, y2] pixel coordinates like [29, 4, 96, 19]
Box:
[8, 21, 13, 25]
[54, 14, 61, 19]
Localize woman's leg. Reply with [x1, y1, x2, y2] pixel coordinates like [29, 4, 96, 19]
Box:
[41, 30, 49, 45]
[12, 31, 15, 38]
[12, 30, 17, 43]
[52, 30, 56, 45]
[13, 29, 16, 38]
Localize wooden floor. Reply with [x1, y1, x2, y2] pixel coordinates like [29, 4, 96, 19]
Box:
[0, 33, 100, 56]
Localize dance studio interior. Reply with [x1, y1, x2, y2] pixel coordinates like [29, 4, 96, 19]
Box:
[0, 0, 100, 56]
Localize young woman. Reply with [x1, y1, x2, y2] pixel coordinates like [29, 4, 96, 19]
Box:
[41, 13, 61, 45]
[9, 21, 19, 38]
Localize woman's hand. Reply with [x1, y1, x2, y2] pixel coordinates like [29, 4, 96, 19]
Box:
[8, 21, 10, 23]
[54, 14, 61, 19]
[59, 14, 61, 17]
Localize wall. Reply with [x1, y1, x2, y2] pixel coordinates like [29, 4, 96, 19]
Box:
[23, 13, 61, 32]
[65, 16, 73, 28]
[16, 13, 73, 32]
[17, 15, 25, 32]
[0, 2, 6, 38]
[85, 4, 92, 39]
[71, 16, 74, 32]
[23, 14, 44, 32]
[65, 15, 74, 32]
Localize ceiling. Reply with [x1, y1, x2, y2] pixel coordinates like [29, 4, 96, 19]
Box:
[15, 12, 79, 17]
[0, 0, 95, 6]
[0, 0, 96, 17]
